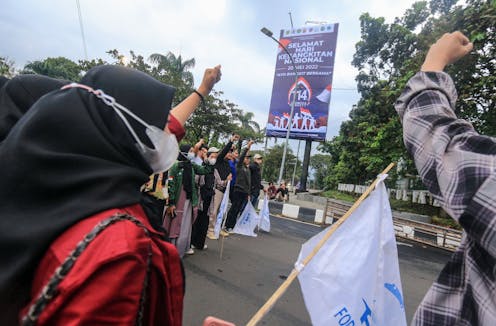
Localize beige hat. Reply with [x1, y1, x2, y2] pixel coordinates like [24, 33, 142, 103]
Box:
[253, 154, 263, 160]
[207, 147, 220, 154]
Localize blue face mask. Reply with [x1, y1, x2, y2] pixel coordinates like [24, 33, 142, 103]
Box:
[62, 83, 179, 173]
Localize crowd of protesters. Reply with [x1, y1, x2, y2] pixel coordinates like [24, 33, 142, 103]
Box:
[143, 133, 272, 256]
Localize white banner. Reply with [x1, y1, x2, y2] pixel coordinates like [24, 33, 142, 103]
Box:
[258, 194, 271, 232]
[213, 181, 231, 238]
[233, 201, 260, 237]
[296, 179, 406, 326]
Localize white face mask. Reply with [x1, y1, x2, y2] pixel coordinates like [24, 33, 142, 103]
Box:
[61, 83, 179, 173]
[140, 126, 179, 173]
[208, 158, 217, 165]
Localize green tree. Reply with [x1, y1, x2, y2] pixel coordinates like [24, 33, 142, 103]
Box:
[309, 153, 334, 189]
[320, 0, 496, 191]
[261, 144, 299, 184]
[183, 90, 239, 145]
[78, 58, 109, 74]
[0, 57, 16, 77]
[23, 57, 81, 81]
[232, 110, 262, 144]
[149, 52, 195, 88]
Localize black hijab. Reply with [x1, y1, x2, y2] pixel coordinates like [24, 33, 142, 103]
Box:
[0, 65, 175, 324]
[0, 74, 68, 141]
[0, 76, 9, 88]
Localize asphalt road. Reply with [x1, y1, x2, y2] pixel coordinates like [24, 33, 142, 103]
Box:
[182, 216, 452, 325]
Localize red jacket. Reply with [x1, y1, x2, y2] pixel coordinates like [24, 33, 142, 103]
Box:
[21, 204, 184, 325]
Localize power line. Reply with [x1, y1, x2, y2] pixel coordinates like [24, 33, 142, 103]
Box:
[76, 0, 88, 60]
[332, 88, 358, 91]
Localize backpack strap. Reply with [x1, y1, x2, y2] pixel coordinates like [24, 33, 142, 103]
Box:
[21, 213, 152, 326]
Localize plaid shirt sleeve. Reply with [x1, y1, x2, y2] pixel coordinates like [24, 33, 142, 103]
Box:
[395, 71, 496, 325]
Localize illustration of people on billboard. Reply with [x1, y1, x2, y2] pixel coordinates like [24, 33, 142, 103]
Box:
[281, 112, 290, 129]
[266, 76, 328, 136]
[291, 112, 301, 129]
[300, 108, 317, 130]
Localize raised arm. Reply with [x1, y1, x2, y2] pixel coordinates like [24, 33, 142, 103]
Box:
[395, 32, 496, 256]
[236, 140, 253, 168]
[218, 134, 239, 161]
[168, 65, 221, 127]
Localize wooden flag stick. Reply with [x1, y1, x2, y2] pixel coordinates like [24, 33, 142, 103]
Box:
[220, 234, 225, 260]
[246, 163, 395, 326]
[218, 181, 232, 260]
[219, 207, 229, 260]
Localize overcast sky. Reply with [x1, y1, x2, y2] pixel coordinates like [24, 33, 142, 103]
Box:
[1, 0, 418, 155]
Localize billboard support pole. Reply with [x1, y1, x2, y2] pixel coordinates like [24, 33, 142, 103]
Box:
[300, 139, 312, 191]
[291, 140, 301, 191]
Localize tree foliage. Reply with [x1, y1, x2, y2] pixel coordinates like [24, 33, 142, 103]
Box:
[3, 49, 262, 149]
[309, 153, 333, 189]
[320, 0, 496, 190]
[23, 57, 82, 81]
[0, 57, 15, 77]
[261, 144, 300, 184]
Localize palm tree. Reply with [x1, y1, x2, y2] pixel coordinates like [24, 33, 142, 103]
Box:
[233, 110, 262, 146]
[149, 52, 195, 87]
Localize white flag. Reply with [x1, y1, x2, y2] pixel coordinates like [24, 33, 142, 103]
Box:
[296, 178, 406, 326]
[213, 181, 231, 238]
[258, 194, 271, 232]
[316, 84, 332, 103]
[232, 201, 260, 237]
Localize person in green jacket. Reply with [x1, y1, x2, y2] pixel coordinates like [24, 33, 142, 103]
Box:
[165, 144, 213, 257]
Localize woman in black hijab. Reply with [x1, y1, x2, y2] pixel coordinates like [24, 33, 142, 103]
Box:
[0, 74, 68, 141]
[0, 64, 221, 325]
[165, 144, 213, 257]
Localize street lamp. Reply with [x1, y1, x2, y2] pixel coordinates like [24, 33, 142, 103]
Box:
[291, 140, 301, 191]
[261, 27, 299, 185]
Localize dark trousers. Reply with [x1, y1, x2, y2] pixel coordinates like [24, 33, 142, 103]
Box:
[191, 195, 212, 249]
[250, 192, 260, 208]
[225, 190, 248, 229]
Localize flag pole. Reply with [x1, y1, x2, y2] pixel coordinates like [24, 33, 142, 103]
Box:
[217, 181, 231, 260]
[220, 235, 225, 260]
[246, 162, 395, 326]
[219, 206, 229, 260]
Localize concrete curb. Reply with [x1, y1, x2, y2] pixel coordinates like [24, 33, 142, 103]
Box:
[258, 199, 323, 224]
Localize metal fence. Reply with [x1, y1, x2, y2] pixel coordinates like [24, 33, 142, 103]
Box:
[324, 199, 462, 252]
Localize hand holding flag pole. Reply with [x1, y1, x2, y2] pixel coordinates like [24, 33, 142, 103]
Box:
[246, 163, 396, 326]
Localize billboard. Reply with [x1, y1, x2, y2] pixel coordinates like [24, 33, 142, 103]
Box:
[265, 23, 339, 141]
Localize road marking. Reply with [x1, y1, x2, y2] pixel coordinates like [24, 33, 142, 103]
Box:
[397, 242, 413, 247]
